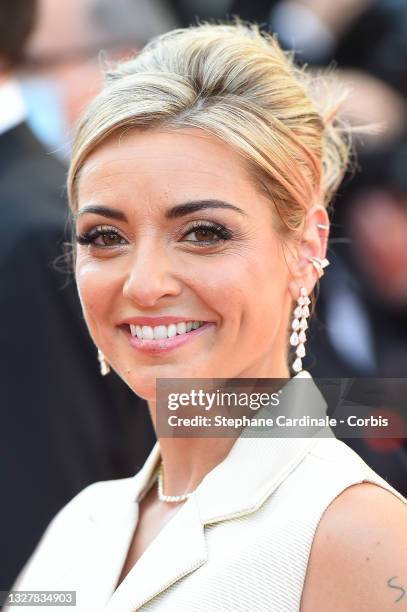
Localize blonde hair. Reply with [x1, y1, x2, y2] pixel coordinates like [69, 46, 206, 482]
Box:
[68, 21, 351, 236]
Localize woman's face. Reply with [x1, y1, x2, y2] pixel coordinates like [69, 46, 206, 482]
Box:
[75, 128, 295, 401]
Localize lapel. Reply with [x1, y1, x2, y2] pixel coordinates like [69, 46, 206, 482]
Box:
[103, 495, 206, 611]
[103, 372, 332, 610]
[53, 446, 162, 610]
[195, 370, 335, 524]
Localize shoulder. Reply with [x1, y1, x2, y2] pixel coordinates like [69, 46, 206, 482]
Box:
[301, 481, 407, 612]
[299, 437, 404, 498]
[13, 477, 135, 589]
[37, 477, 134, 539]
[41, 476, 136, 532]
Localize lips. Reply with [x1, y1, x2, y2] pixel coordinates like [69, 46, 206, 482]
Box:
[120, 321, 215, 354]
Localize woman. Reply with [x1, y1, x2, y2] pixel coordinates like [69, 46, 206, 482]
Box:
[10, 22, 406, 612]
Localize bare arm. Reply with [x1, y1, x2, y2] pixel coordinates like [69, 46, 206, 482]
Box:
[301, 482, 407, 612]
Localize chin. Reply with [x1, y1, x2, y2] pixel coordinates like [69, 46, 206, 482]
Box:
[118, 366, 178, 403]
[118, 376, 154, 403]
[119, 361, 208, 404]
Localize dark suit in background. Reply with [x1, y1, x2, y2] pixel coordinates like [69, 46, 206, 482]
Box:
[0, 123, 156, 591]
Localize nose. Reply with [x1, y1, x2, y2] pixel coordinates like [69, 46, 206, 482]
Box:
[122, 237, 183, 307]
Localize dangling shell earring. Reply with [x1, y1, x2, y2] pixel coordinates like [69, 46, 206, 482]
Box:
[97, 349, 111, 376]
[290, 287, 311, 373]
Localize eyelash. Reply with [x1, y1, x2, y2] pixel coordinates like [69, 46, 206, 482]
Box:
[75, 221, 234, 249]
[183, 221, 233, 245]
[76, 225, 127, 248]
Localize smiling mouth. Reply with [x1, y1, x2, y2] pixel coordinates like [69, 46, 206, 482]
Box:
[125, 320, 206, 340]
[120, 320, 215, 353]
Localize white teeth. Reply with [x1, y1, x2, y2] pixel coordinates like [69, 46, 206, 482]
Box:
[176, 322, 187, 335]
[167, 323, 177, 338]
[153, 325, 167, 339]
[141, 325, 154, 339]
[129, 320, 204, 340]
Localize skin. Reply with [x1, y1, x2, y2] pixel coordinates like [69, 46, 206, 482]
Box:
[301, 483, 407, 612]
[75, 126, 326, 489]
[74, 128, 406, 604]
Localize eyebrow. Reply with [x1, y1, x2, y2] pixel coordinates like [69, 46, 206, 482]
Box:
[74, 199, 247, 222]
[165, 200, 247, 219]
[74, 205, 126, 222]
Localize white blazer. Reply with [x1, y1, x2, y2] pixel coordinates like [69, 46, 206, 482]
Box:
[10, 373, 406, 611]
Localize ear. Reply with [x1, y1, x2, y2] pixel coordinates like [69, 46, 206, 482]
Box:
[287, 204, 330, 301]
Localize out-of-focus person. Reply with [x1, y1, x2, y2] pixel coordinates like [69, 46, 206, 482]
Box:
[0, 0, 155, 593]
[19, 0, 178, 157]
[303, 75, 407, 496]
[226, 0, 407, 94]
[303, 69, 407, 376]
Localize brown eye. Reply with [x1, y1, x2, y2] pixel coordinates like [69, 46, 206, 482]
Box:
[182, 222, 232, 246]
[96, 232, 124, 247]
[193, 228, 217, 242]
[76, 226, 128, 248]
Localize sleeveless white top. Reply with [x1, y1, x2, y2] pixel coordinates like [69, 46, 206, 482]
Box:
[11, 372, 406, 611]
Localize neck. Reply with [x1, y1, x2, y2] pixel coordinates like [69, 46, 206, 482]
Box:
[155, 435, 236, 501]
[148, 355, 290, 501]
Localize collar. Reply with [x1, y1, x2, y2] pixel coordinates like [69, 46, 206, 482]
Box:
[93, 370, 332, 528]
[103, 371, 334, 610]
[83, 372, 333, 612]
[0, 78, 26, 136]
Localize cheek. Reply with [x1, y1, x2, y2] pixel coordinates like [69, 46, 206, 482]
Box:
[239, 259, 286, 328]
[75, 257, 120, 339]
[191, 241, 286, 329]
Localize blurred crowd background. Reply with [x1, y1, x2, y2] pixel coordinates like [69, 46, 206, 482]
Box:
[1, 0, 406, 595]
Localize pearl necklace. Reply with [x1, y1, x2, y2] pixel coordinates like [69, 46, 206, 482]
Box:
[157, 462, 194, 503]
